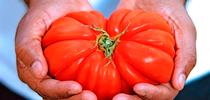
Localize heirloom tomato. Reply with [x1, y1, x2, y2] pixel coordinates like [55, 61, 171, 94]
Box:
[42, 9, 175, 100]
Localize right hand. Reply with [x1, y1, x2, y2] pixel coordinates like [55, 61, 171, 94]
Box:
[16, 0, 97, 99]
[114, 0, 196, 100]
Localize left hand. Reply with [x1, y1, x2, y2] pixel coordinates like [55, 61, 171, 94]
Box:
[15, 0, 96, 99]
[113, 0, 196, 100]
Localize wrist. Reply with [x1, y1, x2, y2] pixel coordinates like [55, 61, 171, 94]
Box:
[27, 0, 92, 11]
[119, 0, 185, 10]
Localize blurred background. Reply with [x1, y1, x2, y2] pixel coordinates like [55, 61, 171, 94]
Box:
[0, 0, 210, 99]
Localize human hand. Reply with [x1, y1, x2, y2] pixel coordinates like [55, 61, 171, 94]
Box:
[15, 0, 97, 99]
[114, 0, 196, 100]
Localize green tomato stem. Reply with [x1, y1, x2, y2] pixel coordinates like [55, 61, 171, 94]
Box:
[90, 25, 129, 58]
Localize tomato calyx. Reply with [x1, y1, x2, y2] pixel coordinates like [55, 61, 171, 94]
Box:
[98, 34, 116, 57]
[90, 25, 129, 58]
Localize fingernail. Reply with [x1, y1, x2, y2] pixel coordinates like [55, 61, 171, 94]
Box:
[31, 61, 44, 78]
[81, 90, 97, 100]
[134, 84, 146, 96]
[178, 74, 186, 90]
[68, 83, 82, 94]
[113, 94, 129, 100]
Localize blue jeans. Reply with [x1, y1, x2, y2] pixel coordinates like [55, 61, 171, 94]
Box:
[175, 73, 210, 100]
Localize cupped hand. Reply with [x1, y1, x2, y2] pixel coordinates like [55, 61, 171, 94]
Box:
[114, 0, 196, 100]
[15, 0, 97, 99]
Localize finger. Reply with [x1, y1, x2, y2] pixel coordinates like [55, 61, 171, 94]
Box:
[17, 59, 82, 99]
[39, 79, 82, 99]
[113, 93, 141, 100]
[15, 9, 52, 78]
[166, 7, 196, 90]
[16, 47, 47, 83]
[134, 83, 178, 100]
[16, 39, 48, 78]
[67, 90, 97, 100]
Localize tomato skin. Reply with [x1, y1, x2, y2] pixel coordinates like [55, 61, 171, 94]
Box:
[116, 41, 174, 83]
[106, 9, 131, 37]
[42, 9, 175, 100]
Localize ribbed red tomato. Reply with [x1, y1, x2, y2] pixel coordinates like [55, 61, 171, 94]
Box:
[42, 9, 175, 100]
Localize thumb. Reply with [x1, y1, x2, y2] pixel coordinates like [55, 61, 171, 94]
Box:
[16, 38, 48, 79]
[15, 11, 49, 79]
[167, 8, 196, 90]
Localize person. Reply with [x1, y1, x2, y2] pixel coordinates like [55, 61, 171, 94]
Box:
[15, 0, 196, 99]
